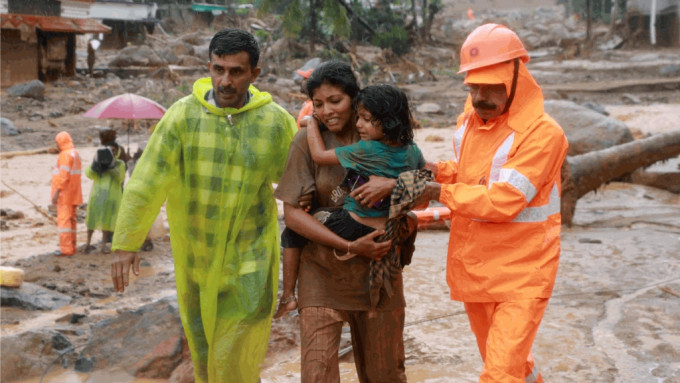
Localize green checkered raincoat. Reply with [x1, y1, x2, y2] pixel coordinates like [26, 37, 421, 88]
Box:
[112, 78, 297, 382]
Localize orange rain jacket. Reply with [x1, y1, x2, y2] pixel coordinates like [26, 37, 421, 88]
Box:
[51, 132, 83, 206]
[436, 60, 569, 302]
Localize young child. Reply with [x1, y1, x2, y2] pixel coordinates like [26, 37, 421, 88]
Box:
[83, 142, 126, 254]
[274, 84, 424, 318]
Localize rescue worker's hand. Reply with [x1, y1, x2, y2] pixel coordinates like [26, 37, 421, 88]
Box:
[298, 192, 313, 212]
[350, 176, 396, 208]
[424, 161, 439, 178]
[111, 250, 141, 293]
[51, 190, 59, 206]
[414, 182, 442, 208]
[351, 230, 391, 260]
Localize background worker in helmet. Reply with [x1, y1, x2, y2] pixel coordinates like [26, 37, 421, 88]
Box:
[109, 28, 297, 382]
[295, 67, 314, 129]
[417, 23, 569, 382]
[51, 131, 83, 256]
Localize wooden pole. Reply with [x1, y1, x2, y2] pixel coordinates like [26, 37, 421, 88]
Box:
[1, 181, 57, 224]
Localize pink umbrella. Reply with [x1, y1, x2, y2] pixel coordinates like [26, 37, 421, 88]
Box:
[83, 93, 167, 155]
[83, 93, 166, 120]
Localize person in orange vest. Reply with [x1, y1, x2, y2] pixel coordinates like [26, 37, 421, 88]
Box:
[295, 68, 314, 129]
[51, 131, 83, 256]
[416, 24, 569, 382]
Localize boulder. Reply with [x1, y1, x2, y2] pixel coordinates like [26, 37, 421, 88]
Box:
[79, 296, 186, 379]
[109, 45, 166, 68]
[416, 102, 443, 115]
[1, 282, 71, 310]
[1, 117, 20, 136]
[6, 80, 45, 101]
[0, 329, 73, 382]
[544, 100, 633, 156]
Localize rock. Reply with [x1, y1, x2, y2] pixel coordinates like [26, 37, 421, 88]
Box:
[1, 117, 20, 136]
[622, 93, 641, 105]
[544, 100, 634, 156]
[581, 102, 609, 116]
[416, 102, 443, 114]
[109, 45, 166, 68]
[180, 31, 207, 46]
[0, 329, 73, 382]
[0, 282, 71, 310]
[6, 80, 45, 100]
[659, 64, 680, 77]
[79, 296, 186, 379]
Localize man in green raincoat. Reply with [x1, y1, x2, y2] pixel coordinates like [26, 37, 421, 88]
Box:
[110, 28, 297, 382]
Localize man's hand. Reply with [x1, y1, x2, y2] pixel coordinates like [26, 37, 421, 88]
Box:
[414, 182, 442, 208]
[111, 250, 141, 293]
[351, 230, 392, 260]
[51, 190, 59, 206]
[424, 161, 439, 179]
[350, 176, 396, 208]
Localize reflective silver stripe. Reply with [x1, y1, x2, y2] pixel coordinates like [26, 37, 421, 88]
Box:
[58, 228, 75, 233]
[512, 182, 560, 223]
[453, 121, 467, 162]
[499, 168, 537, 202]
[525, 363, 540, 383]
[488, 132, 514, 184]
[52, 168, 59, 174]
[71, 169, 81, 175]
[60, 165, 71, 171]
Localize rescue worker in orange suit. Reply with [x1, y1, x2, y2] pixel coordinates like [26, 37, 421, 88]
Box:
[51, 131, 83, 256]
[417, 24, 569, 382]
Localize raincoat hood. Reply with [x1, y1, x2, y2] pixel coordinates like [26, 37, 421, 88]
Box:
[192, 77, 273, 116]
[464, 60, 544, 133]
[55, 131, 74, 151]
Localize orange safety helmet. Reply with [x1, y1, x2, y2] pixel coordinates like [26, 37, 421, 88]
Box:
[458, 23, 529, 73]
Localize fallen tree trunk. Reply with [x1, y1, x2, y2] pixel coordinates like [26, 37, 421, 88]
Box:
[0, 146, 58, 159]
[561, 130, 680, 226]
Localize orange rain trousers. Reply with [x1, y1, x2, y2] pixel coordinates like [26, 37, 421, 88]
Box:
[464, 299, 547, 383]
[57, 204, 78, 255]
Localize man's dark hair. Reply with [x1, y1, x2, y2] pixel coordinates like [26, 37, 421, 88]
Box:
[208, 28, 260, 68]
[356, 84, 414, 145]
[306, 60, 359, 101]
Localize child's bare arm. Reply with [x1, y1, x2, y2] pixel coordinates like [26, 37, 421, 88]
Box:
[305, 117, 340, 165]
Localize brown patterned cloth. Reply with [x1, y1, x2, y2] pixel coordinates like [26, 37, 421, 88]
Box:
[370, 168, 434, 309]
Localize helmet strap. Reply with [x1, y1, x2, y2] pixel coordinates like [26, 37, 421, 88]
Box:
[501, 58, 519, 115]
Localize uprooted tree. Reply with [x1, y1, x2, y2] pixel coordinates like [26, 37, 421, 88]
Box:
[561, 129, 680, 226]
[257, 0, 442, 56]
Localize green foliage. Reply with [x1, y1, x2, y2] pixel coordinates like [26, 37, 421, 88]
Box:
[372, 25, 410, 55]
[253, 29, 271, 43]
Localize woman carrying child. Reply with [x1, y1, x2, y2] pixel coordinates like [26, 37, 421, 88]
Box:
[274, 60, 419, 382]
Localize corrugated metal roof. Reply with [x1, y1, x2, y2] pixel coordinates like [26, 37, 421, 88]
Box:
[1, 13, 111, 33]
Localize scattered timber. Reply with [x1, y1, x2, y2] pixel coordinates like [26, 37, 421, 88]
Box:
[0, 146, 58, 160]
[561, 130, 680, 226]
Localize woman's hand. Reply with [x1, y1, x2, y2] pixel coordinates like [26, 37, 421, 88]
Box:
[350, 175, 396, 208]
[298, 192, 313, 212]
[350, 230, 391, 260]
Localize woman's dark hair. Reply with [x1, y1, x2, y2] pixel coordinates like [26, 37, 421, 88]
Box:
[209, 28, 260, 68]
[306, 60, 359, 100]
[356, 84, 414, 145]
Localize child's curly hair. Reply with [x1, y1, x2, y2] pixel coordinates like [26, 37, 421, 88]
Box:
[355, 84, 414, 145]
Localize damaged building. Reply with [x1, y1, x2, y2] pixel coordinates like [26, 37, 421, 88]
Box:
[0, 0, 110, 87]
[627, 0, 680, 46]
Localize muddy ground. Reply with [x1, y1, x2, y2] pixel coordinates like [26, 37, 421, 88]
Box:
[2, 2, 680, 383]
